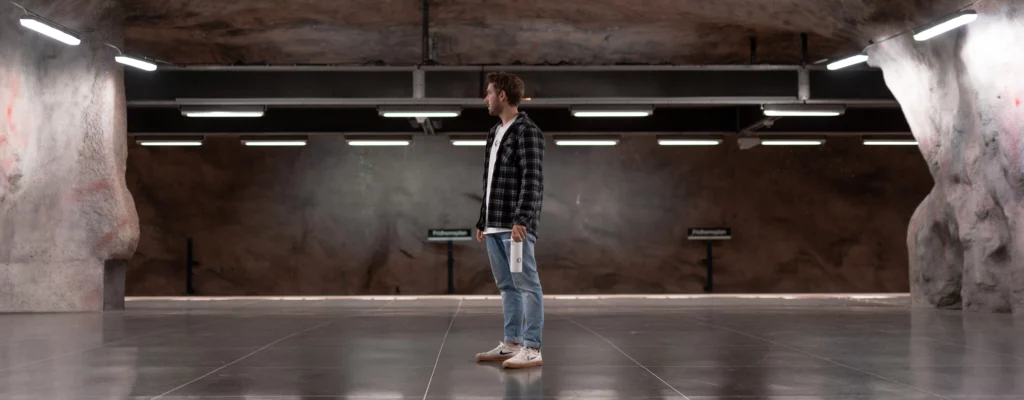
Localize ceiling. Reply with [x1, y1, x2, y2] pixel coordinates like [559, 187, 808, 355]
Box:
[117, 0, 971, 139]
[123, 0, 972, 67]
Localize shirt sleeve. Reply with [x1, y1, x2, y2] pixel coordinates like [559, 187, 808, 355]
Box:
[513, 125, 544, 227]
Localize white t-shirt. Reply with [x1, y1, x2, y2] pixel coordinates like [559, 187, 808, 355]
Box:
[485, 117, 516, 234]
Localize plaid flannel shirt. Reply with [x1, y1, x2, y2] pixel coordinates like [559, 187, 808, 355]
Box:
[475, 111, 545, 237]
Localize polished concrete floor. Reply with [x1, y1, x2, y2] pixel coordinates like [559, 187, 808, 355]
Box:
[1, 295, 1023, 399]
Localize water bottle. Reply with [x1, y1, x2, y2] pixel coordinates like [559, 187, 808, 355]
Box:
[505, 239, 524, 273]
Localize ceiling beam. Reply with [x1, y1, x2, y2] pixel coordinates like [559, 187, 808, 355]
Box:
[125, 64, 895, 108]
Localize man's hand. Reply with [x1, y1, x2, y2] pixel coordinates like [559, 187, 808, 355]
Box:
[511, 225, 527, 243]
[476, 229, 485, 243]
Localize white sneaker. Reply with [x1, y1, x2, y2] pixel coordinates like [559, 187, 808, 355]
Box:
[475, 341, 522, 362]
[502, 347, 542, 369]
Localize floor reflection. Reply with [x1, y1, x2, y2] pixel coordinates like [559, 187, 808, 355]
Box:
[0, 296, 1021, 399]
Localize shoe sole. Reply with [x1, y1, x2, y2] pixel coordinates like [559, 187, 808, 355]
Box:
[476, 354, 515, 362]
[502, 360, 543, 369]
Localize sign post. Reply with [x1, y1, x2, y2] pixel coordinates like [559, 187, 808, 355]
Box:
[687, 228, 732, 293]
[428, 229, 473, 294]
[185, 237, 197, 296]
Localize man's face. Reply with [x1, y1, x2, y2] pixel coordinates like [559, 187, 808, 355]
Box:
[485, 83, 504, 116]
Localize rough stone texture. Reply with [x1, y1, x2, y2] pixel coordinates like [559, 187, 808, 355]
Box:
[125, 135, 930, 296]
[124, 0, 424, 66]
[868, 0, 1024, 312]
[123, 0, 968, 66]
[0, 0, 140, 312]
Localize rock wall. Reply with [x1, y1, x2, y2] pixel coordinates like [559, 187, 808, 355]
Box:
[868, 0, 1024, 312]
[122, 0, 967, 66]
[125, 135, 930, 296]
[0, 0, 139, 311]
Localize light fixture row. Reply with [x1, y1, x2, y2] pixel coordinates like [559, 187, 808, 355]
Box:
[178, 104, 847, 120]
[826, 9, 978, 70]
[176, 105, 658, 120]
[16, 15, 159, 71]
[135, 135, 412, 147]
[134, 135, 917, 147]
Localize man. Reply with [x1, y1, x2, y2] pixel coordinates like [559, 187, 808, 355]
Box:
[473, 72, 545, 369]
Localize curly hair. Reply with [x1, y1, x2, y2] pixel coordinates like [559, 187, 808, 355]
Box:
[486, 72, 525, 107]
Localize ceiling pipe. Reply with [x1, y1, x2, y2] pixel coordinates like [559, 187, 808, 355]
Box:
[749, 37, 757, 64]
[800, 33, 809, 66]
[422, 0, 432, 64]
[798, 32, 810, 101]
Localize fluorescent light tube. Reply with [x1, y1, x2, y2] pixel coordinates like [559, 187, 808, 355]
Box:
[345, 135, 413, 146]
[571, 106, 653, 118]
[914, 10, 978, 41]
[180, 106, 265, 118]
[115, 55, 157, 71]
[827, 54, 869, 70]
[659, 140, 721, 146]
[862, 137, 918, 146]
[763, 104, 846, 117]
[864, 140, 917, 146]
[451, 140, 487, 146]
[657, 136, 723, 146]
[348, 140, 410, 146]
[554, 136, 620, 146]
[381, 111, 459, 118]
[241, 136, 308, 147]
[244, 141, 306, 146]
[449, 135, 487, 146]
[138, 141, 202, 146]
[764, 110, 842, 117]
[185, 111, 264, 118]
[760, 139, 825, 146]
[377, 107, 461, 118]
[135, 136, 205, 147]
[573, 111, 651, 117]
[556, 140, 619, 146]
[19, 17, 80, 46]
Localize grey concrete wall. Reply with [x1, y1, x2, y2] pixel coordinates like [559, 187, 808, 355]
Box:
[0, 0, 139, 311]
[869, 0, 1024, 312]
[125, 135, 930, 296]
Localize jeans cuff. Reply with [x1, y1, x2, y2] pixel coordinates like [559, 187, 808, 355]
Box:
[523, 339, 541, 349]
[504, 336, 523, 345]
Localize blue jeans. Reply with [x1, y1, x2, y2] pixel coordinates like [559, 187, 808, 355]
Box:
[486, 232, 544, 349]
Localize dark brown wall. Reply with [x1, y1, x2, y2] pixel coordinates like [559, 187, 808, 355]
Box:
[125, 134, 931, 296]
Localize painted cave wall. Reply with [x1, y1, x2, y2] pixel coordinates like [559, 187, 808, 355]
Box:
[125, 134, 931, 296]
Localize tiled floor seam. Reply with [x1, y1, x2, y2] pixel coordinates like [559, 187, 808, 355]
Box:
[0, 314, 253, 374]
[423, 299, 464, 400]
[680, 316, 954, 400]
[147, 299, 397, 400]
[560, 314, 692, 400]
